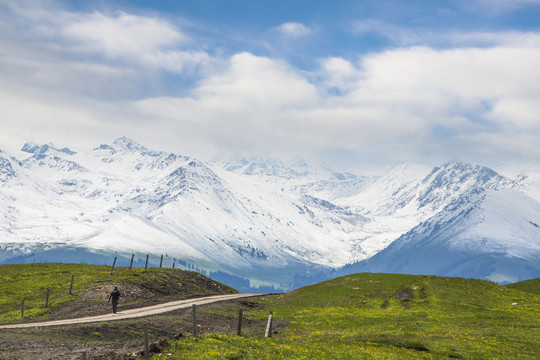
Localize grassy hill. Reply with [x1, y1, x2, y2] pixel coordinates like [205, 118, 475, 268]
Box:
[1, 266, 538, 359]
[0, 263, 236, 324]
[162, 273, 540, 359]
[506, 277, 540, 295]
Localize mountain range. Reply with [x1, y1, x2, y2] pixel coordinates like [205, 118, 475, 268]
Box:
[1, 137, 539, 291]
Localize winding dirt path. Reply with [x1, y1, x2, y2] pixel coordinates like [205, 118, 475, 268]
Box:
[0, 293, 262, 329]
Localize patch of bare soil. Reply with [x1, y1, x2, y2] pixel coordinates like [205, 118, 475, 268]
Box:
[46, 270, 236, 320]
[0, 269, 250, 359]
[0, 296, 276, 359]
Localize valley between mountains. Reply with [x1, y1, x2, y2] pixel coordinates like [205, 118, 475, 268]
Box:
[1, 137, 539, 290]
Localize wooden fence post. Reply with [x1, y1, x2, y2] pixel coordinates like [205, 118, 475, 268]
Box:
[265, 311, 273, 338]
[45, 288, 50, 308]
[144, 324, 149, 358]
[81, 350, 87, 360]
[159, 255, 163, 268]
[172, 262, 175, 269]
[129, 254, 134, 270]
[110, 256, 117, 275]
[237, 308, 243, 336]
[69, 274, 75, 295]
[145, 255, 149, 269]
[21, 299, 24, 318]
[192, 304, 197, 337]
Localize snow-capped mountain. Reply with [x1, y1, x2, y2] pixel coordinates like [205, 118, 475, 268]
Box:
[337, 188, 540, 283]
[1, 138, 373, 289]
[0, 150, 18, 183]
[1, 137, 539, 290]
[211, 154, 373, 201]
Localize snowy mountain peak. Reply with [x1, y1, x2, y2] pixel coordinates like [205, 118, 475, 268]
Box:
[111, 137, 153, 153]
[93, 137, 157, 155]
[0, 152, 18, 183]
[216, 154, 312, 178]
[344, 161, 509, 221]
[93, 137, 166, 160]
[421, 162, 509, 198]
[429, 161, 499, 181]
[21, 142, 76, 156]
[1, 139, 539, 289]
[213, 154, 360, 182]
[381, 162, 432, 184]
[350, 188, 540, 283]
[413, 161, 509, 215]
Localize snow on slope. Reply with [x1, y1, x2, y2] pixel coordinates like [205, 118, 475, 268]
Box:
[2, 138, 539, 289]
[2, 140, 216, 267]
[122, 156, 370, 275]
[330, 162, 513, 255]
[513, 169, 540, 203]
[341, 188, 540, 283]
[1, 139, 381, 287]
[213, 154, 374, 200]
[342, 161, 509, 217]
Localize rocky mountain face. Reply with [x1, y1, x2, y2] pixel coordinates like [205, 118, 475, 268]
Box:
[1, 137, 539, 290]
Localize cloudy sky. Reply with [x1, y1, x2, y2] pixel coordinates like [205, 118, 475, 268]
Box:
[1, 0, 539, 173]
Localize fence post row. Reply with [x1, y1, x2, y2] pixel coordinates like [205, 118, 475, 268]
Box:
[265, 311, 273, 338]
[45, 288, 50, 308]
[110, 256, 117, 275]
[192, 304, 197, 337]
[144, 324, 149, 358]
[237, 308, 243, 336]
[69, 274, 75, 295]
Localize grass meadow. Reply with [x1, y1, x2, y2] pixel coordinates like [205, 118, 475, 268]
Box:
[158, 273, 540, 359]
[0, 263, 234, 324]
[0, 265, 538, 359]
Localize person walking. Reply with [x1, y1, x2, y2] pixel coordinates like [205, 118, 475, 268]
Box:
[108, 286, 121, 313]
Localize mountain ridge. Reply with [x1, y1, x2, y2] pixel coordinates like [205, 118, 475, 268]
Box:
[1, 137, 539, 290]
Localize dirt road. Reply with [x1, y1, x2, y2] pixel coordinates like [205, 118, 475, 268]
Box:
[0, 293, 262, 329]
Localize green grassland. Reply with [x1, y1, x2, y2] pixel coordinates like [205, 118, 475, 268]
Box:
[1, 265, 538, 359]
[0, 263, 236, 324]
[506, 277, 540, 295]
[159, 273, 540, 360]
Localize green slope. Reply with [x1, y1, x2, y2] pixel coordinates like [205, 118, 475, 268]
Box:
[506, 277, 540, 295]
[0, 263, 237, 324]
[162, 273, 540, 359]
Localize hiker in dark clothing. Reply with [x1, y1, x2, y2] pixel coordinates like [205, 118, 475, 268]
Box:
[108, 286, 121, 313]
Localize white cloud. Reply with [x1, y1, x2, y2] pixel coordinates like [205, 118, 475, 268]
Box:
[487, 96, 540, 129]
[194, 52, 318, 107]
[135, 52, 321, 155]
[447, 31, 540, 47]
[135, 43, 540, 165]
[61, 11, 210, 73]
[0, 81, 123, 152]
[1, 0, 539, 169]
[357, 46, 540, 99]
[351, 19, 425, 45]
[276, 22, 312, 39]
[478, 0, 540, 10]
[1, 1, 210, 75]
[63, 12, 186, 56]
[318, 57, 358, 93]
[352, 18, 540, 48]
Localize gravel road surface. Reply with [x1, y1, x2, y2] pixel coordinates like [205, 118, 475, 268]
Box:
[0, 293, 262, 329]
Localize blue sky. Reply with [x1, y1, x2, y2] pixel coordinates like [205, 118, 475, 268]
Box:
[1, 0, 540, 173]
